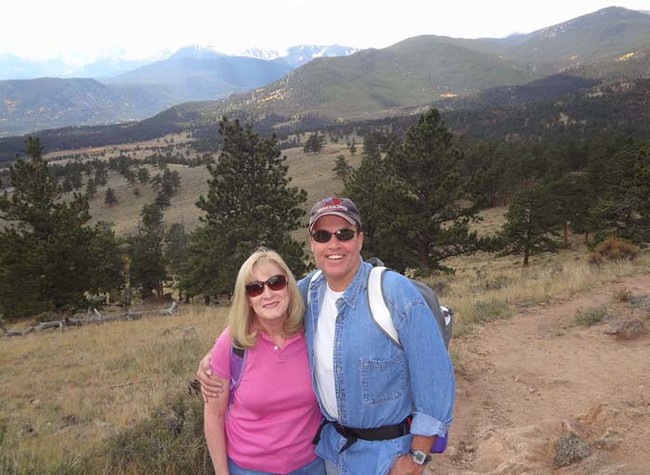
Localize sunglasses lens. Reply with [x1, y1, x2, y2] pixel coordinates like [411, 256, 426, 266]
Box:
[312, 230, 332, 243]
[245, 282, 264, 297]
[267, 275, 287, 291]
[245, 275, 287, 297]
[336, 229, 356, 241]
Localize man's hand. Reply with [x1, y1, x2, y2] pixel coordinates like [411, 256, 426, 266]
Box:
[196, 352, 226, 403]
[389, 454, 425, 475]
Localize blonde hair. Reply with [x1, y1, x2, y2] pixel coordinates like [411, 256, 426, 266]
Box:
[228, 247, 305, 348]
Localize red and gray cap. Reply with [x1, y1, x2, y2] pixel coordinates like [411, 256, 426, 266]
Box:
[308, 197, 362, 232]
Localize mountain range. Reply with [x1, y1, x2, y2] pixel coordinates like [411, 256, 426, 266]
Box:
[0, 44, 359, 137]
[0, 6, 648, 142]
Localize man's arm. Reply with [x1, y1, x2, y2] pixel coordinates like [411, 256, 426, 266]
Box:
[389, 434, 435, 475]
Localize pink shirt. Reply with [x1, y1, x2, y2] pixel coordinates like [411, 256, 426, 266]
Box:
[210, 328, 321, 473]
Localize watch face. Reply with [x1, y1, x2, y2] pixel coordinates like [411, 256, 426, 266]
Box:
[410, 449, 428, 465]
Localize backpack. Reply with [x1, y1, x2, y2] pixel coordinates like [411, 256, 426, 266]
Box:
[228, 342, 246, 405]
[307, 258, 453, 453]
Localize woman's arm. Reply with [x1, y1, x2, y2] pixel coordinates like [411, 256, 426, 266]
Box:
[204, 375, 230, 474]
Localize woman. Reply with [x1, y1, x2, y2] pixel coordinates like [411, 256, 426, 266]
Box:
[204, 247, 325, 475]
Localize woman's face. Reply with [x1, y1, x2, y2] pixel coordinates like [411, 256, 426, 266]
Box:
[247, 261, 290, 327]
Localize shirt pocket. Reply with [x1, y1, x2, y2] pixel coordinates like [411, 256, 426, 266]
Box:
[360, 352, 406, 405]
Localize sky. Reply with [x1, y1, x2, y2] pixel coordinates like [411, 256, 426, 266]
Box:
[2, 0, 649, 64]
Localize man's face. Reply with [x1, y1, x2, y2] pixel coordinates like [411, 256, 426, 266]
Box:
[310, 215, 363, 292]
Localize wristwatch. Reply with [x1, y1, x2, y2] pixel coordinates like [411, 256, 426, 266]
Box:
[409, 448, 432, 465]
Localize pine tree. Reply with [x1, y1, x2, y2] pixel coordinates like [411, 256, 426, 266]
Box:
[333, 154, 351, 179]
[364, 108, 484, 272]
[193, 118, 307, 297]
[104, 187, 117, 206]
[343, 140, 387, 260]
[499, 186, 562, 266]
[0, 137, 123, 318]
[588, 144, 649, 243]
[128, 204, 167, 300]
[303, 132, 325, 154]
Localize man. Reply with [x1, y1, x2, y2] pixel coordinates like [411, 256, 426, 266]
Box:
[199, 197, 454, 475]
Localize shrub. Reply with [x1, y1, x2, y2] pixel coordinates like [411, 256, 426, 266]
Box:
[553, 433, 591, 467]
[575, 306, 608, 327]
[612, 287, 632, 302]
[589, 237, 639, 265]
[473, 299, 513, 323]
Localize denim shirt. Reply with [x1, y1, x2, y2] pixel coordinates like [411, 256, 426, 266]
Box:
[298, 260, 455, 475]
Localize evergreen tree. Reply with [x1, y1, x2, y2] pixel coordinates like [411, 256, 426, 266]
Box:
[179, 225, 231, 303]
[104, 187, 117, 206]
[0, 137, 123, 318]
[303, 133, 325, 154]
[588, 144, 649, 243]
[545, 173, 594, 245]
[499, 186, 562, 266]
[128, 203, 167, 300]
[333, 154, 352, 179]
[363, 108, 484, 272]
[343, 139, 387, 260]
[193, 118, 307, 297]
[85, 177, 97, 198]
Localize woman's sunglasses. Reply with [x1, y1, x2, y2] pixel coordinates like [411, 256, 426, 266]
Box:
[310, 228, 358, 243]
[245, 275, 287, 297]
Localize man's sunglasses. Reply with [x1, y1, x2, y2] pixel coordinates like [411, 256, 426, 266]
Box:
[245, 275, 287, 297]
[310, 228, 359, 243]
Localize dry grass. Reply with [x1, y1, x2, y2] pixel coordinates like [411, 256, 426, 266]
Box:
[432, 247, 650, 336]
[4, 135, 648, 471]
[2, 247, 648, 471]
[0, 305, 228, 470]
[76, 138, 359, 237]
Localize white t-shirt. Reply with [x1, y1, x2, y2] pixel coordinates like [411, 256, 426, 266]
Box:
[314, 284, 343, 419]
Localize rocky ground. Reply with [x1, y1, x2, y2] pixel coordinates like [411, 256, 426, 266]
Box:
[429, 275, 650, 474]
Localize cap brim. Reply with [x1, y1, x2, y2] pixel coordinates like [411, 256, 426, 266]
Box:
[309, 211, 357, 231]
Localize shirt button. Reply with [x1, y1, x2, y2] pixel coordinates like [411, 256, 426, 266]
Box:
[273, 345, 279, 350]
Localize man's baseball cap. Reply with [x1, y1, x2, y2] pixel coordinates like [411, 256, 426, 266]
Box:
[308, 197, 362, 232]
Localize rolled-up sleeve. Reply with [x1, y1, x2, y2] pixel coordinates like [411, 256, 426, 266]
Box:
[389, 277, 455, 437]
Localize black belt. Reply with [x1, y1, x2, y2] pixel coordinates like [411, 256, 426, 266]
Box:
[314, 418, 411, 453]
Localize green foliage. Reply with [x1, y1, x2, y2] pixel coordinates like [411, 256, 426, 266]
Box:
[545, 173, 595, 243]
[333, 154, 351, 179]
[302, 132, 325, 154]
[104, 187, 117, 206]
[574, 306, 608, 326]
[472, 299, 514, 323]
[104, 392, 212, 475]
[499, 185, 562, 266]
[347, 108, 486, 273]
[587, 143, 650, 243]
[0, 137, 124, 319]
[589, 236, 639, 265]
[191, 118, 307, 298]
[553, 433, 591, 468]
[128, 204, 168, 300]
[151, 168, 181, 207]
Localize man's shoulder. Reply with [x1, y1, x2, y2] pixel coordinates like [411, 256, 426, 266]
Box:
[375, 268, 421, 301]
[297, 269, 321, 290]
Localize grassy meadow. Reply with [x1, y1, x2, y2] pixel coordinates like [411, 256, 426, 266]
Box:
[69, 134, 363, 236]
[2, 243, 648, 473]
[2, 134, 649, 473]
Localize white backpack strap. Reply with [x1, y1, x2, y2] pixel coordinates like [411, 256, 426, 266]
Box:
[307, 269, 322, 305]
[368, 266, 401, 347]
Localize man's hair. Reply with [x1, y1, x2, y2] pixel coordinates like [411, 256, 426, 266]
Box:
[228, 247, 305, 348]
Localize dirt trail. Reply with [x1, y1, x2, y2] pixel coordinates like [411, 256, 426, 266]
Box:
[430, 275, 650, 474]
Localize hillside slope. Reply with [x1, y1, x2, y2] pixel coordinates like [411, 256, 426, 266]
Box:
[435, 274, 650, 474]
